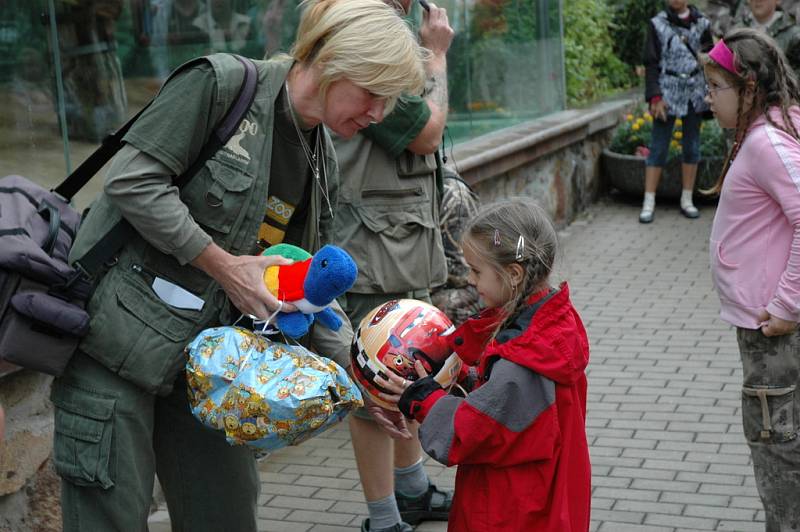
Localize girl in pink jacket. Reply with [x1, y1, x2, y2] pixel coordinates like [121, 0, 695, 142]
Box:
[704, 28, 800, 530]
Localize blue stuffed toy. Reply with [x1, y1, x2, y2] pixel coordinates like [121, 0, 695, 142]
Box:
[261, 243, 357, 338]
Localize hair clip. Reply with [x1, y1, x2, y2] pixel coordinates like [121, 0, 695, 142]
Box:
[493, 229, 501, 247]
[515, 235, 525, 261]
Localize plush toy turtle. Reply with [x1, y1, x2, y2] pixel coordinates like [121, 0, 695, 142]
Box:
[261, 243, 358, 338]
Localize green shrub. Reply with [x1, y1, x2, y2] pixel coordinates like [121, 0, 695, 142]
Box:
[608, 0, 662, 69]
[563, 0, 634, 104]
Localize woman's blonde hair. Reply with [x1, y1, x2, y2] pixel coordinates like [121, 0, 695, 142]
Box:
[291, 0, 428, 114]
[701, 28, 800, 194]
[461, 199, 559, 337]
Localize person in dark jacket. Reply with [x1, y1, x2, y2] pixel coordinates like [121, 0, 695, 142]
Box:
[374, 199, 592, 531]
[640, 0, 713, 223]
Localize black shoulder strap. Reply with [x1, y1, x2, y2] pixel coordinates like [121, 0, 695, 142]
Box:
[67, 55, 258, 278]
[665, 19, 699, 60]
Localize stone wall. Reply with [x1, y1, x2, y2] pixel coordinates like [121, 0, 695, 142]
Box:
[0, 371, 60, 532]
[449, 96, 637, 227]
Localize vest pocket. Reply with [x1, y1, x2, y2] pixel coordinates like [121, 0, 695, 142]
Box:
[352, 203, 439, 292]
[80, 267, 203, 395]
[183, 159, 254, 234]
[396, 152, 436, 177]
[51, 382, 116, 489]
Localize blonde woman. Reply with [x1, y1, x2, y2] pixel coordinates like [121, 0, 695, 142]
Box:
[51, 1, 426, 530]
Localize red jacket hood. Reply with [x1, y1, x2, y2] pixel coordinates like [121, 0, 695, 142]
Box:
[449, 283, 589, 385]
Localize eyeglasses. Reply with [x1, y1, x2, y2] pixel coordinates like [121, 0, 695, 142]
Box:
[705, 83, 734, 96]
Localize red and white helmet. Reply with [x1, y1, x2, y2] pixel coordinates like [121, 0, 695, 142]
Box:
[350, 299, 462, 410]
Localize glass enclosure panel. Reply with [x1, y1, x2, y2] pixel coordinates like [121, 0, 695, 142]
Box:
[444, 0, 565, 143]
[0, 0, 564, 210]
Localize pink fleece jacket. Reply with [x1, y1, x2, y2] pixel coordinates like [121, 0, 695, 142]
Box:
[710, 106, 800, 329]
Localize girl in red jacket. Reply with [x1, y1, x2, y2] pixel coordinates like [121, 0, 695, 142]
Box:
[375, 199, 591, 531]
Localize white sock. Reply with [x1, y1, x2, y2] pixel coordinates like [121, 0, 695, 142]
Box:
[642, 192, 656, 212]
[681, 189, 694, 209]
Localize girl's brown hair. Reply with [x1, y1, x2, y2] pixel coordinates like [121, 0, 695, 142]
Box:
[461, 199, 558, 337]
[701, 28, 800, 194]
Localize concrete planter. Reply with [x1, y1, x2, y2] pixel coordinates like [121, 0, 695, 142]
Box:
[601, 149, 723, 199]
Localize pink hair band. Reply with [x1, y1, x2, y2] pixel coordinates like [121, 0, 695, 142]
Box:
[708, 40, 738, 75]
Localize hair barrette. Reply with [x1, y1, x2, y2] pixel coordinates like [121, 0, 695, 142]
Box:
[493, 229, 501, 247]
[515, 235, 525, 261]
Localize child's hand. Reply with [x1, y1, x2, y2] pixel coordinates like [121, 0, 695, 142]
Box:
[758, 309, 798, 336]
[650, 99, 668, 121]
[374, 360, 430, 404]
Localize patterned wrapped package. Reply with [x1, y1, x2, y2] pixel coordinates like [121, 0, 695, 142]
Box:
[186, 326, 362, 451]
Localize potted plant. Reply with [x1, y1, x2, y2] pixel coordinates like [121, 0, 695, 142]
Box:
[602, 106, 727, 199]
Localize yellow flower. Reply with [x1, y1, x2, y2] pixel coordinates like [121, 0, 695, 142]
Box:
[674, 131, 683, 140]
[644, 112, 652, 119]
[670, 140, 680, 149]
[636, 118, 645, 126]
[675, 118, 683, 127]
[632, 123, 641, 131]
[626, 114, 634, 121]
[631, 135, 639, 142]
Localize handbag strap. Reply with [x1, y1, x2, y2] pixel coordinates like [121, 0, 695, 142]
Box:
[67, 55, 258, 278]
[666, 19, 699, 61]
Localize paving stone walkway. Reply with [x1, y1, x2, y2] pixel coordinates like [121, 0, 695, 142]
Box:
[149, 195, 765, 531]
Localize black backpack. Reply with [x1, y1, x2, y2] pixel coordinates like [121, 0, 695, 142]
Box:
[0, 55, 258, 377]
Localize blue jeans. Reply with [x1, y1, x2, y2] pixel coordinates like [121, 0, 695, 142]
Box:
[646, 108, 702, 167]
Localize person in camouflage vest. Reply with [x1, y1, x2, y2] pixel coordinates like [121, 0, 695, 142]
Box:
[430, 168, 481, 326]
[733, 0, 800, 77]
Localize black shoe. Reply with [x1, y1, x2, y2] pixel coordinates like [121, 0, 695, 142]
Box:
[360, 518, 413, 532]
[680, 204, 700, 219]
[395, 483, 453, 525]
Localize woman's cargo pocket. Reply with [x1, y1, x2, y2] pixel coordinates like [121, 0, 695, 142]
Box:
[115, 277, 200, 395]
[51, 381, 116, 489]
[80, 267, 202, 396]
[742, 385, 797, 443]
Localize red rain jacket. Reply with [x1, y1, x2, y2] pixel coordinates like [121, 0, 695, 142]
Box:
[411, 283, 591, 531]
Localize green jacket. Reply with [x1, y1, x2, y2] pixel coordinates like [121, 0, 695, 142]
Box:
[735, 9, 800, 77]
[70, 54, 341, 395]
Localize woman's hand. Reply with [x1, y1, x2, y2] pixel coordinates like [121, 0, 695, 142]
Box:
[368, 405, 413, 440]
[758, 309, 798, 337]
[192, 243, 297, 320]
